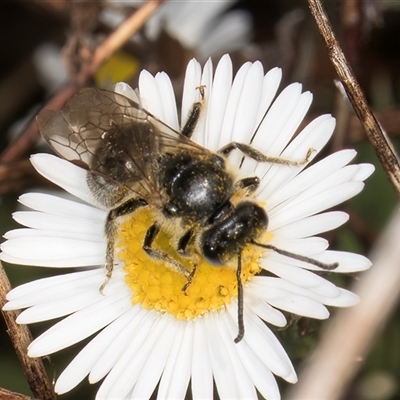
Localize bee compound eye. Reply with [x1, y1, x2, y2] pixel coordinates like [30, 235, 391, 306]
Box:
[201, 229, 225, 266]
[202, 243, 224, 266]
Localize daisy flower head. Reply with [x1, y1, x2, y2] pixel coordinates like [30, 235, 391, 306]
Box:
[2, 54, 373, 400]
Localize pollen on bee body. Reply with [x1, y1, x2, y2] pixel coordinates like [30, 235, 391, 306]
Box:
[117, 208, 263, 319]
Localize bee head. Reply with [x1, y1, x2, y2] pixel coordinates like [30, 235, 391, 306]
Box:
[200, 201, 268, 266]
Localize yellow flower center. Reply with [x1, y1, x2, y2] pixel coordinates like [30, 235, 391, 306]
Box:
[118, 208, 264, 320]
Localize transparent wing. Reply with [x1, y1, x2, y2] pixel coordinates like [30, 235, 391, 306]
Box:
[36, 88, 208, 200]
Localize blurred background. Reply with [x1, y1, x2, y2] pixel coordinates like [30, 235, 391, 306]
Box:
[0, 0, 399, 399]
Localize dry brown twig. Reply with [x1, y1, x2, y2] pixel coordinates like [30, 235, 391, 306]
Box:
[0, 387, 33, 400]
[0, 262, 56, 400]
[0, 0, 162, 164]
[287, 1, 400, 399]
[308, 0, 400, 195]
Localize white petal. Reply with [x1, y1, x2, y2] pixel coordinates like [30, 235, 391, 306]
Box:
[266, 148, 356, 211]
[4, 227, 102, 242]
[214, 313, 257, 399]
[249, 83, 303, 158]
[227, 301, 295, 381]
[191, 57, 213, 146]
[219, 311, 283, 400]
[138, 69, 166, 122]
[18, 193, 104, 221]
[218, 61, 252, 148]
[258, 114, 335, 199]
[89, 307, 151, 384]
[191, 316, 213, 400]
[55, 307, 139, 394]
[205, 313, 241, 399]
[1, 236, 104, 267]
[98, 314, 171, 399]
[30, 154, 96, 206]
[130, 317, 179, 400]
[257, 91, 314, 181]
[158, 321, 192, 399]
[28, 288, 131, 356]
[155, 72, 179, 131]
[114, 82, 139, 103]
[250, 276, 353, 309]
[264, 287, 330, 319]
[263, 250, 370, 274]
[5, 269, 101, 305]
[269, 236, 329, 256]
[323, 288, 359, 307]
[205, 54, 232, 151]
[17, 289, 102, 323]
[231, 61, 264, 143]
[260, 258, 340, 298]
[353, 163, 375, 181]
[13, 211, 103, 237]
[271, 211, 349, 239]
[11, 266, 124, 316]
[245, 293, 287, 327]
[221, 62, 265, 168]
[315, 250, 372, 273]
[253, 67, 283, 140]
[181, 58, 202, 129]
[269, 181, 365, 231]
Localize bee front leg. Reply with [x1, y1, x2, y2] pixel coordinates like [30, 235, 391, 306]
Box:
[143, 224, 194, 290]
[177, 229, 198, 293]
[100, 198, 148, 294]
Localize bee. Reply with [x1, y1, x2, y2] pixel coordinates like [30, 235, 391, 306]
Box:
[37, 87, 338, 343]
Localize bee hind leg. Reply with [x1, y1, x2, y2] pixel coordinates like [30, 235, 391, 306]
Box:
[99, 227, 116, 295]
[100, 198, 148, 295]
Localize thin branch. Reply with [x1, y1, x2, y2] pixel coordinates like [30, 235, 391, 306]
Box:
[0, 0, 162, 164]
[0, 263, 56, 400]
[287, 206, 400, 399]
[0, 387, 33, 400]
[308, 0, 400, 195]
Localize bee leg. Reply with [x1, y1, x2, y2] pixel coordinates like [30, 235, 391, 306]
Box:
[177, 230, 198, 293]
[177, 229, 192, 256]
[218, 142, 316, 166]
[143, 224, 191, 279]
[234, 252, 245, 343]
[181, 102, 202, 138]
[100, 221, 117, 294]
[182, 264, 197, 294]
[181, 86, 206, 138]
[235, 176, 260, 196]
[100, 198, 148, 294]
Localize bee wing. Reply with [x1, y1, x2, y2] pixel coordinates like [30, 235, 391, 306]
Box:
[37, 88, 208, 199]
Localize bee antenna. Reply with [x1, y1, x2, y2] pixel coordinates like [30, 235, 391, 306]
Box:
[251, 241, 339, 270]
[234, 252, 245, 343]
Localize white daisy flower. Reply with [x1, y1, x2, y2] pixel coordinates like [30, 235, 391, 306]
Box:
[2, 54, 373, 400]
[101, 0, 252, 59]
